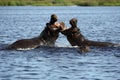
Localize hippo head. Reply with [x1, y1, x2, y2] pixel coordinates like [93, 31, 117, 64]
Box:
[59, 22, 67, 31]
[69, 18, 77, 28]
[49, 14, 58, 25]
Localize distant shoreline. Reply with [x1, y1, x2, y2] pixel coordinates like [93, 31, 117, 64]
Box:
[0, 5, 120, 7]
[0, 0, 120, 6]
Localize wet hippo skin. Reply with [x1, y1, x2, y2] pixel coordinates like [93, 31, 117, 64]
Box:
[61, 18, 120, 53]
[4, 14, 65, 50]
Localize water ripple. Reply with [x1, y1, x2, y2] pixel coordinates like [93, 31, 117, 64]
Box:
[0, 6, 120, 80]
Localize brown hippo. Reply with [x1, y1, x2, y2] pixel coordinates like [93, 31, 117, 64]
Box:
[61, 18, 120, 53]
[38, 14, 66, 47]
[4, 14, 65, 50]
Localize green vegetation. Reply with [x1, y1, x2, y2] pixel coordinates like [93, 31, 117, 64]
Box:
[0, 0, 120, 6]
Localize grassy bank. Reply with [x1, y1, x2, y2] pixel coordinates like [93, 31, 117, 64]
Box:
[0, 0, 120, 6]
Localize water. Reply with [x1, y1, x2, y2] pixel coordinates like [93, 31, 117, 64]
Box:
[0, 6, 120, 80]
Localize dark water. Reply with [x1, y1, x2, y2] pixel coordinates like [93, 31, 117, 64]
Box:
[0, 6, 120, 80]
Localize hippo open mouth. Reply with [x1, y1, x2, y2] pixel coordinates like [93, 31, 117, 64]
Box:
[3, 14, 63, 50]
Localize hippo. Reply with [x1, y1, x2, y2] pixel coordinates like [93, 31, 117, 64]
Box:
[3, 14, 65, 50]
[38, 14, 65, 47]
[61, 18, 120, 53]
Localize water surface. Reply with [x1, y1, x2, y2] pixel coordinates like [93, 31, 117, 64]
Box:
[0, 6, 120, 80]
